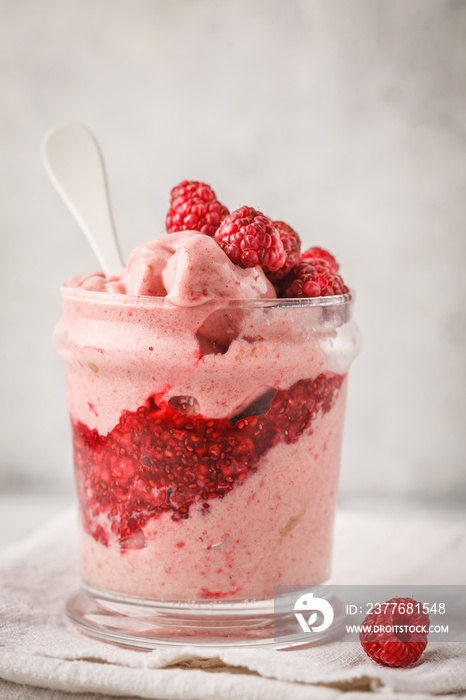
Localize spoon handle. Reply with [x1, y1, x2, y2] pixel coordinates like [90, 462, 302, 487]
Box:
[41, 123, 124, 276]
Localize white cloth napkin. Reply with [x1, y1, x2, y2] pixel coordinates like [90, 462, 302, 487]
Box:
[0, 507, 465, 700]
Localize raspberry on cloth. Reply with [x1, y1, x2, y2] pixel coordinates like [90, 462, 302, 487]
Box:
[359, 597, 430, 667]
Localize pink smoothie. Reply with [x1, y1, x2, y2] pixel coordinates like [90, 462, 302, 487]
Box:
[55, 232, 358, 602]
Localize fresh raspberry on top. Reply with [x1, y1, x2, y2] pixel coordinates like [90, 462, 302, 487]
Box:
[170, 180, 214, 203]
[280, 258, 348, 298]
[214, 206, 286, 271]
[360, 597, 430, 668]
[266, 221, 301, 282]
[301, 246, 339, 271]
[166, 180, 229, 236]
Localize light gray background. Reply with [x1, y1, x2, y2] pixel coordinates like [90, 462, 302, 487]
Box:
[1, 0, 465, 515]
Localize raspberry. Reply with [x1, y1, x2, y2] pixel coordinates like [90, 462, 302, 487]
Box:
[166, 180, 229, 236]
[73, 372, 344, 546]
[280, 259, 348, 298]
[301, 247, 339, 271]
[214, 206, 286, 271]
[170, 180, 214, 203]
[360, 597, 430, 667]
[266, 221, 301, 282]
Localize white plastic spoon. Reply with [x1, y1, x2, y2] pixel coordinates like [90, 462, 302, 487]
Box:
[41, 123, 124, 276]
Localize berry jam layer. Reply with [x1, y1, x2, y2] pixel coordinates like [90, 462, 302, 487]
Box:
[74, 373, 347, 602]
[74, 372, 344, 544]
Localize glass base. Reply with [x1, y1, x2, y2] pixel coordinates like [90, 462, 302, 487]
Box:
[66, 584, 345, 649]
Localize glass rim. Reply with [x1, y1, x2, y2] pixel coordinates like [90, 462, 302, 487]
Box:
[60, 285, 354, 309]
